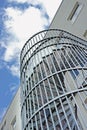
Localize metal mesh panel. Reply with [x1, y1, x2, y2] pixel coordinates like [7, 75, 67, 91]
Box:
[20, 29, 87, 130]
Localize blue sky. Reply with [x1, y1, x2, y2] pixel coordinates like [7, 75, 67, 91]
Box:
[0, 0, 62, 121]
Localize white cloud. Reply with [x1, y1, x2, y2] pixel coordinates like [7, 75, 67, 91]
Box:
[8, 0, 62, 22]
[4, 7, 48, 40]
[10, 85, 16, 92]
[4, 41, 21, 62]
[10, 84, 18, 96]
[8, 0, 28, 3]
[37, 0, 62, 22]
[2, 0, 62, 77]
[4, 6, 49, 61]
[8, 64, 20, 77]
[3, 6, 49, 76]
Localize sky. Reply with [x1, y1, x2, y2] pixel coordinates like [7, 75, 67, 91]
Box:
[0, 0, 62, 121]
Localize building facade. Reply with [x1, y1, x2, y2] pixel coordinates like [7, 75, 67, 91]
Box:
[20, 29, 87, 130]
[20, 0, 87, 130]
[0, 87, 22, 130]
[49, 0, 87, 41]
[1, 0, 87, 130]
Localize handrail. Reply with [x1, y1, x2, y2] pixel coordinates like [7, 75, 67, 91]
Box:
[20, 29, 87, 59]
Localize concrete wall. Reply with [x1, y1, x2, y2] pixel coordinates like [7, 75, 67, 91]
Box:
[0, 87, 22, 130]
[49, 0, 87, 41]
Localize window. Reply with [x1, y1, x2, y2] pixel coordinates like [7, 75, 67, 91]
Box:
[83, 98, 87, 109]
[83, 30, 87, 38]
[70, 69, 79, 80]
[11, 116, 16, 130]
[68, 2, 83, 23]
[1, 120, 6, 130]
[82, 77, 87, 87]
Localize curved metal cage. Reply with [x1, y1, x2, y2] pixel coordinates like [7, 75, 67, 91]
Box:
[20, 29, 87, 130]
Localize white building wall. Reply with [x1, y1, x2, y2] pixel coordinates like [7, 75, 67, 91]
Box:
[0, 87, 22, 130]
[49, 3, 87, 127]
[49, 0, 87, 41]
[65, 70, 87, 130]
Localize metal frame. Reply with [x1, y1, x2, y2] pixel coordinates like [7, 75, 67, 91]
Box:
[20, 29, 87, 130]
